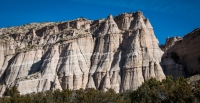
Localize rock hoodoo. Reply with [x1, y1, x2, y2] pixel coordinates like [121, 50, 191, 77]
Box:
[0, 11, 165, 95]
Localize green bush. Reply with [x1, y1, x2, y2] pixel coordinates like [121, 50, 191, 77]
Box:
[1, 76, 200, 103]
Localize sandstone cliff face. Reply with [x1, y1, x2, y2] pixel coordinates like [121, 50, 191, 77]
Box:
[0, 11, 165, 95]
[161, 28, 200, 78]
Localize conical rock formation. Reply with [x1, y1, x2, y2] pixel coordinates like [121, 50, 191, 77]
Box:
[0, 11, 165, 95]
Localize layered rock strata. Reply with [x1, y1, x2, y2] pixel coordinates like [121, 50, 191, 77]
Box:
[161, 28, 200, 78]
[0, 11, 165, 95]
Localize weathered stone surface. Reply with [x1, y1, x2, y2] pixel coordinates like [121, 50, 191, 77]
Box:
[161, 57, 185, 79]
[161, 28, 200, 78]
[0, 11, 165, 95]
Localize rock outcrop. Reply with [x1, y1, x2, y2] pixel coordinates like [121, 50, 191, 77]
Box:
[0, 11, 165, 95]
[161, 28, 200, 78]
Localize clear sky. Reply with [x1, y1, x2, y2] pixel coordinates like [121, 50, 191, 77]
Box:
[0, 0, 200, 44]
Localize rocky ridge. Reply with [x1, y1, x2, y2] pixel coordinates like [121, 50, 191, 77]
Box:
[0, 11, 165, 95]
[161, 28, 200, 78]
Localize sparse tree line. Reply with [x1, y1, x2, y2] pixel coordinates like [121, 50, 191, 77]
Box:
[1, 76, 200, 103]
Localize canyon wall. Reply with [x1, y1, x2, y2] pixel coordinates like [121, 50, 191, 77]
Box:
[0, 11, 165, 95]
[161, 28, 200, 78]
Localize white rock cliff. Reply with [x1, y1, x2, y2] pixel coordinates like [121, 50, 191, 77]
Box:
[0, 11, 165, 95]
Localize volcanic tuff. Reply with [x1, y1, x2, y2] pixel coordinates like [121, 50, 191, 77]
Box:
[0, 11, 165, 95]
[161, 28, 200, 78]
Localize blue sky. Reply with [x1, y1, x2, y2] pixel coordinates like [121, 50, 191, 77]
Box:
[0, 0, 200, 44]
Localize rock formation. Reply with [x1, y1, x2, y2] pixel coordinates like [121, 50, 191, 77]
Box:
[161, 28, 200, 78]
[0, 11, 165, 95]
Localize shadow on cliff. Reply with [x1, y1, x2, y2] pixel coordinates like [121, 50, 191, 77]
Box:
[29, 47, 52, 75]
[0, 53, 19, 84]
[118, 32, 136, 92]
[28, 60, 42, 75]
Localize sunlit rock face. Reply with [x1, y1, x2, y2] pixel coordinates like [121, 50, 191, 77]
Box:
[0, 11, 165, 95]
[161, 28, 200, 78]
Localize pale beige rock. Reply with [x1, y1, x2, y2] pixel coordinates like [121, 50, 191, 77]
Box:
[120, 28, 165, 92]
[41, 45, 59, 78]
[0, 43, 4, 76]
[98, 15, 121, 36]
[16, 78, 54, 95]
[102, 71, 111, 91]
[0, 84, 6, 96]
[114, 13, 134, 30]
[57, 42, 88, 90]
[88, 14, 123, 91]
[0, 55, 13, 79]
[0, 11, 166, 95]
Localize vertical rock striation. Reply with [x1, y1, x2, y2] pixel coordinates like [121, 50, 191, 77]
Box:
[0, 11, 165, 95]
[116, 12, 165, 92]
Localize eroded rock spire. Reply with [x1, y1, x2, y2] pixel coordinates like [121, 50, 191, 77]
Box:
[0, 11, 165, 95]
